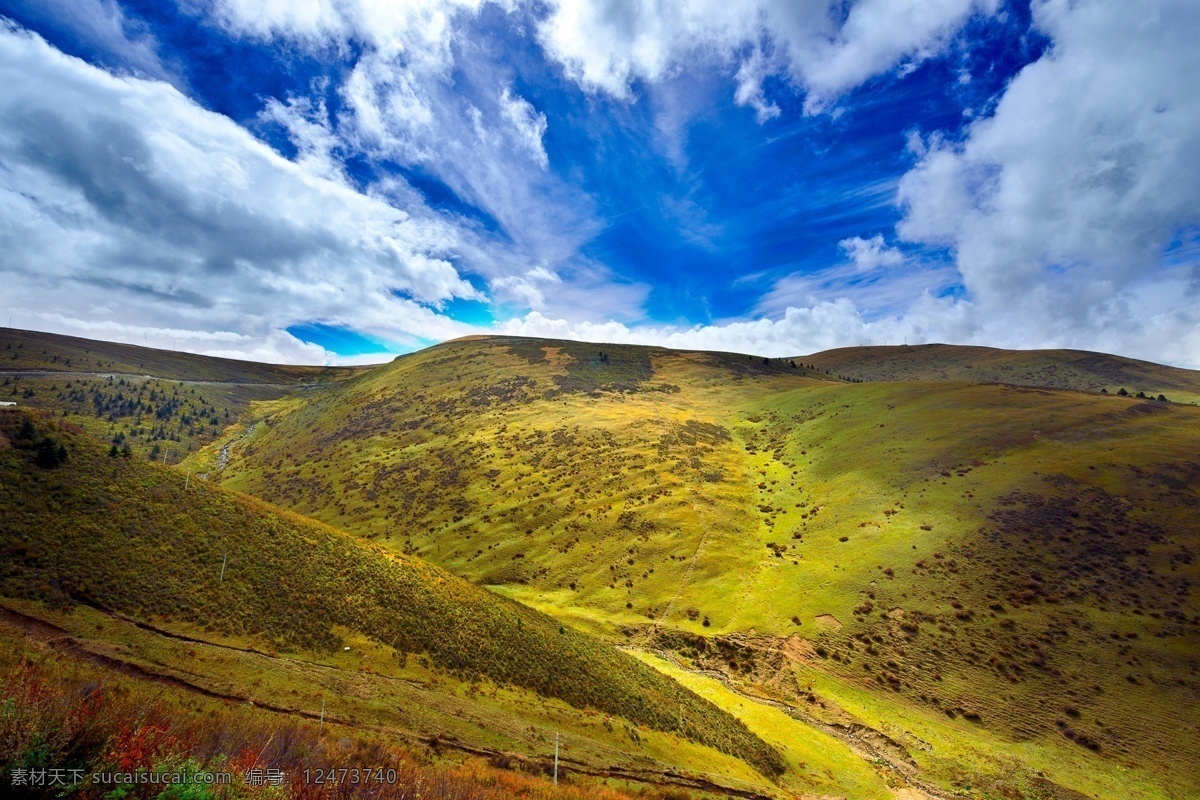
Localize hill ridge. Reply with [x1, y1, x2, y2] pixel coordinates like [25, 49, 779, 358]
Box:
[0, 407, 784, 777]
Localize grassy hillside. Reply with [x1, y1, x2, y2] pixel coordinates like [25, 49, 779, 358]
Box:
[800, 343, 1200, 403]
[0, 328, 369, 464]
[0, 408, 784, 779]
[207, 335, 1200, 799]
[0, 327, 367, 383]
[0, 634, 666, 800]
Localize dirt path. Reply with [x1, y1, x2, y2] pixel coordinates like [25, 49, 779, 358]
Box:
[211, 420, 261, 474]
[636, 647, 950, 800]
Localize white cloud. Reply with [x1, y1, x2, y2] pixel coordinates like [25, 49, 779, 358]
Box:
[4, 0, 172, 81]
[0, 23, 480, 364]
[839, 234, 904, 272]
[491, 266, 560, 309]
[502, 293, 976, 357]
[334, 42, 610, 303]
[897, 0, 1200, 367]
[258, 88, 346, 182]
[733, 47, 780, 123]
[194, 0, 997, 119]
[499, 86, 549, 169]
[196, 0, 499, 55]
[787, 0, 997, 111]
[536, 0, 998, 113]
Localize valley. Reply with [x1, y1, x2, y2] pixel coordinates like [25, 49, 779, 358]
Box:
[2, 329, 1198, 799]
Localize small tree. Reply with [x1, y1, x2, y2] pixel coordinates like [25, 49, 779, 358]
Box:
[35, 438, 64, 468]
[1157, 394, 1167, 402]
[1117, 387, 1129, 396]
[108, 444, 119, 458]
[1136, 391, 1147, 399]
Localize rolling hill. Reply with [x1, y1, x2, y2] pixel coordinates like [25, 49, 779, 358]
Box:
[0, 407, 790, 785]
[798, 343, 1200, 404]
[0, 327, 368, 384]
[3, 329, 1199, 798]
[0, 327, 370, 464]
[202, 334, 1200, 800]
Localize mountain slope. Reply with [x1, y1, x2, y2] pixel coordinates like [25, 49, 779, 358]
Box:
[0, 327, 366, 383]
[0, 407, 784, 779]
[207, 335, 1200, 799]
[800, 343, 1200, 403]
[0, 328, 372, 465]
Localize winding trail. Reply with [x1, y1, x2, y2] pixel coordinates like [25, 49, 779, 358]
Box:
[631, 646, 952, 800]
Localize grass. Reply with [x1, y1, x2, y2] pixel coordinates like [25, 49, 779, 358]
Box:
[0, 327, 368, 384]
[0, 597, 787, 797]
[627, 652, 894, 800]
[6, 328, 1200, 797]
[0, 631, 697, 800]
[799, 343, 1200, 405]
[0, 408, 783, 779]
[0, 328, 366, 464]
[204, 335, 1200, 798]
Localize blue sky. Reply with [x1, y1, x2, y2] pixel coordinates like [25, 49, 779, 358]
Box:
[1, 0, 1198, 366]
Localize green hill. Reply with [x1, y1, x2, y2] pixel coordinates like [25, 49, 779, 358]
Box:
[0, 407, 784, 779]
[0, 327, 367, 383]
[0, 328, 369, 465]
[799, 343, 1200, 403]
[205, 335, 1200, 799]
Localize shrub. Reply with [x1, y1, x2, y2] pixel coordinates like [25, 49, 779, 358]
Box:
[0, 412, 784, 777]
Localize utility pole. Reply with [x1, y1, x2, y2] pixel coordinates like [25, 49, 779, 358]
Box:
[219, 553, 227, 583]
[184, 469, 190, 490]
[553, 732, 559, 786]
[319, 698, 325, 735]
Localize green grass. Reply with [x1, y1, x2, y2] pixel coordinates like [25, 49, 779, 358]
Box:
[0, 408, 783, 779]
[800, 343, 1200, 404]
[0, 628, 692, 800]
[0, 327, 367, 383]
[628, 652, 894, 799]
[0, 328, 368, 465]
[205, 335, 1200, 798]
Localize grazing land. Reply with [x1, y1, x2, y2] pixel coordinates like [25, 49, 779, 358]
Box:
[3, 329, 1199, 799]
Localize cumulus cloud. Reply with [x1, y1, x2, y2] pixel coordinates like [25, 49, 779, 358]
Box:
[0, 23, 479, 363]
[10, 1, 1200, 372]
[194, 0, 997, 118]
[897, 0, 1200, 367]
[536, 0, 997, 112]
[839, 234, 905, 272]
[502, 293, 975, 357]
